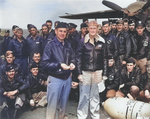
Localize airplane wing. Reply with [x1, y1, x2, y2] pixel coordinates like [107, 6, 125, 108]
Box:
[59, 10, 123, 19]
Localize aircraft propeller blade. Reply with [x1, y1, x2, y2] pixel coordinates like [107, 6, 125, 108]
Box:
[141, 0, 150, 12]
[102, 0, 123, 11]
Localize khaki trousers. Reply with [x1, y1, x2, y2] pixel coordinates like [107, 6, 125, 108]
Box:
[134, 58, 147, 74]
[77, 70, 102, 119]
[106, 89, 116, 98]
[32, 91, 47, 107]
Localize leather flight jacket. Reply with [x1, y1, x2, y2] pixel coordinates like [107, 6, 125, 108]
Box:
[0, 75, 29, 94]
[41, 37, 75, 80]
[131, 33, 149, 60]
[102, 33, 118, 59]
[25, 72, 45, 100]
[76, 34, 107, 76]
[115, 31, 131, 61]
[120, 66, 141, 88]
[105, 65, 120, 91]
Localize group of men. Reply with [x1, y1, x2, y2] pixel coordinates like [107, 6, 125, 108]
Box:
[0, 17, 150, 119]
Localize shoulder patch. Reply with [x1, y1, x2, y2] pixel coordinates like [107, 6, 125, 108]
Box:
[143, 41, 148, 46]
[107, 40, 112, 44]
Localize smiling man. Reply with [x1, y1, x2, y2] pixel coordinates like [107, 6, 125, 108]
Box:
[41, 22, 76, 119]
[116, 58, 141, 99]
[0, 51, 21, 77]
[26, 25, 44, 61]
[0, 65, 28, 119]
[101, 21, 118, 60]
[128, 19, 135, 34]
[46, 20, 54, 33]
[79, 22, 88, 39]
[26, 62, 47, 111]
[131, 21, 150, 74]
[76, 21, 107, 119]
[115, 20, 131, 70]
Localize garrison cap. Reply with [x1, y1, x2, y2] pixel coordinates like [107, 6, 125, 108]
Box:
[29, 62, 39, 70]
[30, 25, 37, 29]
[5, 30, 10, 33]
[12, 25, 19, 30]
[116, 20, 124, 25]
[56, 22, 68, 29]
[80, 23, 88, 29]
[102, 21, 109, 26]
[108, 55, 114, 60]
[54, 21, 60, 26]
[126, 58, 135, 64]
[27, 24, 33, 29]
[42, 23, 48, 28]
[128, 19, 135, 25]
[46, 20, 52, 23]
[112, 20, 116, 24]
[136, 21, 145, 27]
[6, 65, 15, 72]
[83, 19, 88, 23]
[68, 23, 77, 29]
[123, 19, 128, 23]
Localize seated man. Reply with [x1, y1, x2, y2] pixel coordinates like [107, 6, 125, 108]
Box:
[28, 52, 48, 85]
[26, 62, 47, 110]
[105, 56, 120, 99]
[116, 58, 141, 99]
[138, 61, 150, 103]
[0, 65, 29, 119]
[29, 52, 41, 64]
[0, 51, 22, 77]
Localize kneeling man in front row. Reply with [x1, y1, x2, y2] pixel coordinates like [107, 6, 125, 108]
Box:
[0, 65, 29, 119]
[116, 58, 141, 100]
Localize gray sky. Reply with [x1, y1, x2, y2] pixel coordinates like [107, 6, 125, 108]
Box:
[0, 0, 136, 30]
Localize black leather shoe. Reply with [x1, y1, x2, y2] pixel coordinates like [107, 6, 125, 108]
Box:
[31, 105, 36, 111]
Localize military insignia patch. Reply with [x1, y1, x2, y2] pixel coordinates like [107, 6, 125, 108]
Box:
[107, 40, 111, 44]
[96, 44, 102, 49]
[143, 41, 148, 46]
[36, 42, 40, 44]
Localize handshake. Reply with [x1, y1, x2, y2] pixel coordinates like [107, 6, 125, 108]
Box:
[61, 63, 75, 70]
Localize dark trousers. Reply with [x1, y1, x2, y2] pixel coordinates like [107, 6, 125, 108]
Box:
[14, 58, 28, 78]
[116, 55, 125, 70]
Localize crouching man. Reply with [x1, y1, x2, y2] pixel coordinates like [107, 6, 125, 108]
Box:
[138, 61, 150, 102]
[0, 65, 29, 119]
[116, 58, 141, 100]
[104, 56, 120, 99]
[26, 62, 47, 111]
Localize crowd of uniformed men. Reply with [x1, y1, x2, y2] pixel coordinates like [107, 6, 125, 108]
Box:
[0, 18, 150, 119]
